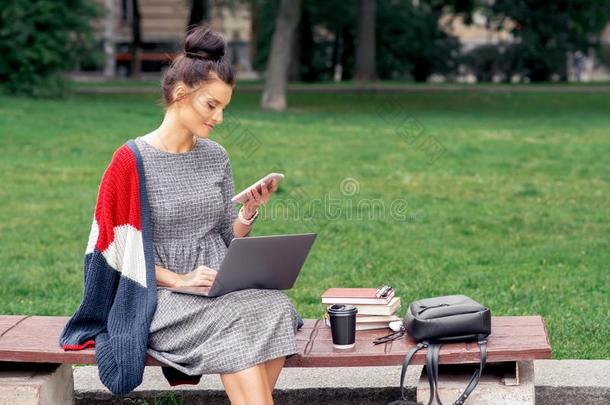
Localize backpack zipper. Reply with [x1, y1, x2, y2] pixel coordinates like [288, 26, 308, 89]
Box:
[417, 303, 449, 315]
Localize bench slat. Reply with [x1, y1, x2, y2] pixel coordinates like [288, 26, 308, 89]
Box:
[0, 315, 551, 367]
[0, 315, 28, 336]
[307, 324, 549, 340]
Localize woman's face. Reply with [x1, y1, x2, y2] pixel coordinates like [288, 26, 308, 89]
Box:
[178, 76, 233, 139]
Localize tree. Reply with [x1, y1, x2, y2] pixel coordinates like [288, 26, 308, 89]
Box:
[261, 0, 301, 111]
[130, 0, 142, 79]
[354, 0, 376, 81]
[188, 0, 210, 30]
[103, 0, 116, 78]
[488, 0, 610, 81]
[251, 0, 276, 72]
[295, 0, 356, 81]
[0, 0, 101, 97]
[376, 0, 462, 81]
[287, 5, 305, 82]
[254, 0, 356, 82]
[254, 0, 473, 84]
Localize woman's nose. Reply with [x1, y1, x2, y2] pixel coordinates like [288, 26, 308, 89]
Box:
[212, 109, 223, 125]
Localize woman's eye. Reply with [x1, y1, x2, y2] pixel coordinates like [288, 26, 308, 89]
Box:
[207, 103, 216, 109]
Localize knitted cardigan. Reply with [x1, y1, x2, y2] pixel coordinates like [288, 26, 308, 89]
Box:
[59, 140, 157, 395]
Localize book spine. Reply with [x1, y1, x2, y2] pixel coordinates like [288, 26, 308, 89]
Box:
[321, 291, 395, 305]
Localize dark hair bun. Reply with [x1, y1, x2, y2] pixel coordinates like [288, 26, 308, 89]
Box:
[161, 25, 235, 106]
[184, 26, 226, 62]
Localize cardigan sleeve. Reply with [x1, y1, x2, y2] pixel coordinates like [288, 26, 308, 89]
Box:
[58, 148, 126, 350]
[59, 142, 156, 395]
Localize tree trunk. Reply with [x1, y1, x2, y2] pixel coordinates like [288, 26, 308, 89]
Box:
[250, 1, 258, 63]
[103, 0, 116, 78]
[288, 23, 301, 82]
[340, 27, 355, 81]
[297, 6, 315, 82]
[331, 30, 341, 81]
[130, 0, 142, 79]
[188, 0, 209, 30]
[261, 0, 301, 111]
[354, 0, 376, 81]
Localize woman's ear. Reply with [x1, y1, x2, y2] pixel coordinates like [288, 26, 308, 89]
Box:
[172, 82, 188, 104]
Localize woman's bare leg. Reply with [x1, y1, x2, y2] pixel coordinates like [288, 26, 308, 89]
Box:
[262, 356, 286, 391]
[220, 363, 273, 405]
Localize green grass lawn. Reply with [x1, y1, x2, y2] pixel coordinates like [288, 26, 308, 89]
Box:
[0, 87, 608, 360]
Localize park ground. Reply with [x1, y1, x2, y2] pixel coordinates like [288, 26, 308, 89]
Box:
[0, 84, 607, 360]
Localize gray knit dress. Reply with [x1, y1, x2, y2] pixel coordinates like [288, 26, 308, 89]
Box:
[134, 136, 300, 376]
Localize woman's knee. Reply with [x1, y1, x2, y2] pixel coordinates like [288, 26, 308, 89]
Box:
[220, 364, 273, 405]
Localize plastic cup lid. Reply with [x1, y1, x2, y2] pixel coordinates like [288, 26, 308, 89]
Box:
[328, 304, 358, 315]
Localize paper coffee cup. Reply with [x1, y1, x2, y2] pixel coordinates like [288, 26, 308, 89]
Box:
[327, 304, 358, 349]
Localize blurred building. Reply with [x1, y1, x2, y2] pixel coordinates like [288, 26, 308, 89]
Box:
[92, 0, 256, 78]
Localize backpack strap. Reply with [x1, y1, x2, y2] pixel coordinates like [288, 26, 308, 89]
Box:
[426, 343, 443, 405]
[390, 341, 428, 405]
[452, 339, 487, 405]
[423, 339, 487, 405]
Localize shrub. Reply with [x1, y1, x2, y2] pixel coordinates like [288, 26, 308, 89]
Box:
[0, 0, 102, 97]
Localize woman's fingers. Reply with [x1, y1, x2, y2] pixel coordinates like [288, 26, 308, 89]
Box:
[251, 185, 262, 201]
[196, 275, 213, 287]
[260, 182, 269, 198]
[198, 276, 213, 287]
[261, 180, 278, 198]
[193, 266, 217, 286]
[246, 190, 257, 205]
[256, 181, 273, 202]
[195, 265, 217, 273]
[270, 179, 278, 193]
[245, 191, 261, 211]
[198, 267, 217, 278]
[242, 180, 277, 210]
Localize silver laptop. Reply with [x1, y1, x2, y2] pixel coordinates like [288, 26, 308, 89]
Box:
[163, 233, 317, 298]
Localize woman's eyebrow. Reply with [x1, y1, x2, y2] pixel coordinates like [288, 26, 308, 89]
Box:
[201, 91, 228, 106]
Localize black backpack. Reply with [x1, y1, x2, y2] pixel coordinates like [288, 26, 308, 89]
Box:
[374, 295, 491, 405]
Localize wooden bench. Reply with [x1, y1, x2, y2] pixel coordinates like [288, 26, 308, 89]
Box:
[0, 315, 551, 403]
[0, 315, 551, 366]
[115, 51, 179, 64]
[113, 51, 179, 76]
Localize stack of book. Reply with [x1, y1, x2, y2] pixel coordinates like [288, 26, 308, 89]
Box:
[321, 286, 401, 331]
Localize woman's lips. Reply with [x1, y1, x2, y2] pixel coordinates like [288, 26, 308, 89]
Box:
[205, 124, 214, 130]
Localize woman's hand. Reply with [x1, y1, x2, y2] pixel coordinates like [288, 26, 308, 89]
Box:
[176, 265, 218, 288]
[242, 179, 279, 218]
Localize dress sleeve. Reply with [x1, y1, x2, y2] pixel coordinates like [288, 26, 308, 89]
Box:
[219, 155, 238, 247]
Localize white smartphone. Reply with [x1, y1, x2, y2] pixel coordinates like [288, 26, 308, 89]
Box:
[231, 173, 284, 204]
